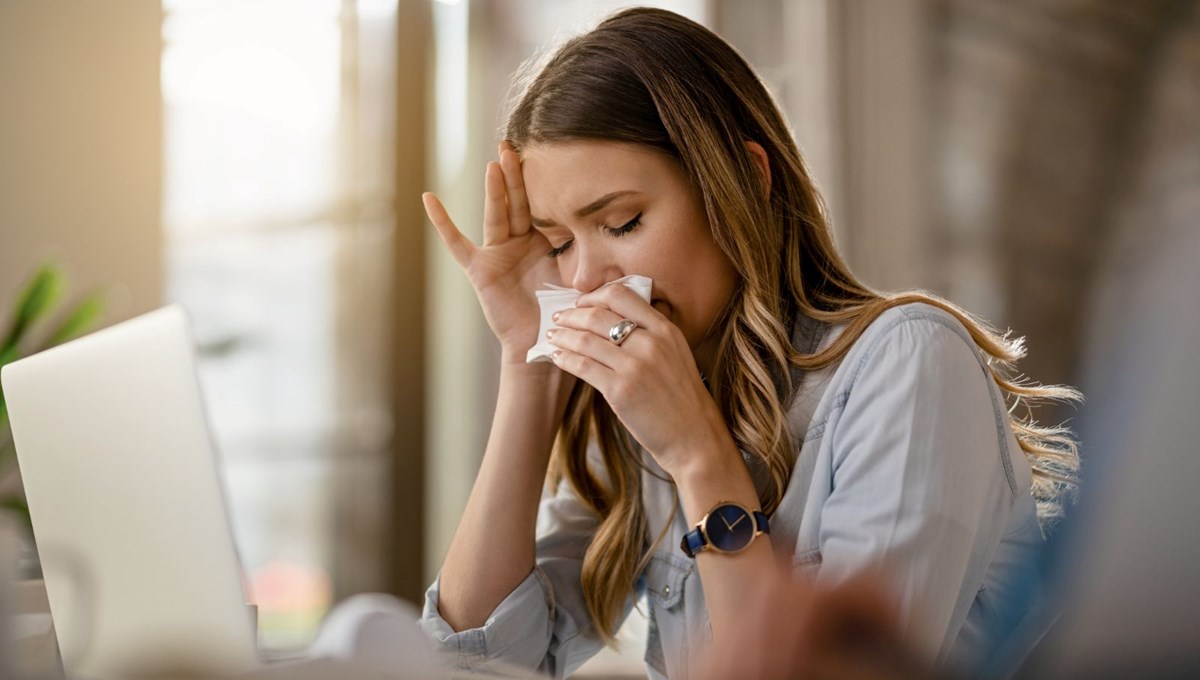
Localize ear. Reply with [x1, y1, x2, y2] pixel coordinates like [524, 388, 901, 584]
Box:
[745, 140, 771, 194]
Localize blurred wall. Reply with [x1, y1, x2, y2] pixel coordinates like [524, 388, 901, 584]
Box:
[716, 0, 935, 294]
[932, 0, 1189, 412]
[0, 0, 163, 319]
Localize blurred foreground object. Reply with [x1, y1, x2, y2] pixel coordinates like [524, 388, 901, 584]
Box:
[1022, 1, 1200, 674]
[307, 593, 440, 677]
[982, 1, 1200, 675]
[698, 567, 940, 680]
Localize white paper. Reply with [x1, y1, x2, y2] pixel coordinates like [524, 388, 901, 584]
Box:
[526, 275, 654, 364]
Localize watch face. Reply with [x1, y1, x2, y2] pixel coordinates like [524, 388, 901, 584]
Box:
[703, 504, 755, 553]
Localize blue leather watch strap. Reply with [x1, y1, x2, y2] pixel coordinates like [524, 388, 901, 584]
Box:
[754, 510, 770, 534]
[681, 528, 706, 557]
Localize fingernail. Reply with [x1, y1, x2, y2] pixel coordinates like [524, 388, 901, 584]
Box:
[545, 329, 556, 340]
[552, 350, 562, 360]
[551, 311, 561, 323]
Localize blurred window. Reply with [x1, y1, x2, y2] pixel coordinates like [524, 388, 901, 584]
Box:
[161, 0, 396, 651]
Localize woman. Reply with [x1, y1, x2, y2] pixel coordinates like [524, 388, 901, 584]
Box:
[418, 8, 1079, 679]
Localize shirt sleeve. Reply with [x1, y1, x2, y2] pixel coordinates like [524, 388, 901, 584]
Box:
[816, 312, 1016, 660]
[419, 440, 634, 677]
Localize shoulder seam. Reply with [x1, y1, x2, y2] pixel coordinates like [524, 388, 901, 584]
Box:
[826, 307, 1018, 497]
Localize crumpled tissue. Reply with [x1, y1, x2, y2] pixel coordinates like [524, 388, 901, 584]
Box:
[526, 275, 653, 364]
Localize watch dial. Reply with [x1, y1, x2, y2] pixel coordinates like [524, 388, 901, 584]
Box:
[704, 505, 755, 552]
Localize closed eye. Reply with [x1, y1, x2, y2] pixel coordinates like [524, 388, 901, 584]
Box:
[547, 239, 572, 258]
[547, 212, 643, 259]
[607, 212, 642, 238]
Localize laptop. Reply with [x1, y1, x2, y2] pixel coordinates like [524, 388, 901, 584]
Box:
[2, 305, 260, 678]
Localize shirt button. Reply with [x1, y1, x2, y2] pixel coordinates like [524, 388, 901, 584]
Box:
[663, 585, 671, 596]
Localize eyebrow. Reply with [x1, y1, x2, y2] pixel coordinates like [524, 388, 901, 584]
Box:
[530, 190, 641, 229]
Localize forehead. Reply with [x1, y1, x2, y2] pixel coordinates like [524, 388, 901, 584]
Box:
[520, 141, 678, 213]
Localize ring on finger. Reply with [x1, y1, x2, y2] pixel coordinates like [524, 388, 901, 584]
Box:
[608, 319, 638, 346]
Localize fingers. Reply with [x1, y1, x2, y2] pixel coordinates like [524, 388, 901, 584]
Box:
[422, 192, 474, 269]
[482, 162, 509, 246]
[442, 143, 529, 253]
[551, 305, 624, 342]
[576, 283, 666, 332]
[548, 346, 616, 394]
[546, 325, 627, 373]
[499, 141, 532, 236]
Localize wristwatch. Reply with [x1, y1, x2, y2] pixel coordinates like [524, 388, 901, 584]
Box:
[680, 501, 769, 557]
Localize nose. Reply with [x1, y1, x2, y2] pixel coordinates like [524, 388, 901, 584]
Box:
[569, 241, 622, 293]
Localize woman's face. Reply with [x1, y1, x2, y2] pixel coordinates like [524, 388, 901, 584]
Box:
[520, 140, 739, 364]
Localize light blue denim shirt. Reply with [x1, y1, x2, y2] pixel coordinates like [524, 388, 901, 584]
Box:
[420, 302, 1044, 678]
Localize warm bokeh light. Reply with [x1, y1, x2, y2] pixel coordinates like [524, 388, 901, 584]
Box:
[161, 1, 341, 233]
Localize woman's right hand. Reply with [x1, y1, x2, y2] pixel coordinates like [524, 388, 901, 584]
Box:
[423, 141, 563, 358]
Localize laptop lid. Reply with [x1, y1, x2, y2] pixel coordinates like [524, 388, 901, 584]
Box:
[1, 305, 259, 678]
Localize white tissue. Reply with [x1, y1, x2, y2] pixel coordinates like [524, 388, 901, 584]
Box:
[526, 275, 654, 364]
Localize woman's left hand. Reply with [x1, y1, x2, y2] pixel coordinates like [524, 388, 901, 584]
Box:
[546, 283, 730, 476]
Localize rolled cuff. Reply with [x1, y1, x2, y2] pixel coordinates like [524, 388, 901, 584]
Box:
[419, 567, 555, 673]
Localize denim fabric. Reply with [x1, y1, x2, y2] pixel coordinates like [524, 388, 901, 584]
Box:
[420, 302, 1043, 678]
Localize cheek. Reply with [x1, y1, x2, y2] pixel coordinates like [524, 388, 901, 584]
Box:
[636, 237, 717, 325]
[683, 247, 737, 333]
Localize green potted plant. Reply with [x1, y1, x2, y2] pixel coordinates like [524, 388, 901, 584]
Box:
[0, 263, 105, 575]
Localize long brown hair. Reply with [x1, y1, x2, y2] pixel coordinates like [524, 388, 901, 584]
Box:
[504, 7, 1080, 643]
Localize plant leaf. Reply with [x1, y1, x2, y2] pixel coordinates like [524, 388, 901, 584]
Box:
[0, 494, 31, 533]
[0, 264, 64, 359]
[0, 415, 12, 470]
[0, 346, 14, 418]
[0, 344, 16, 367]
[41, 291, 105, 349]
